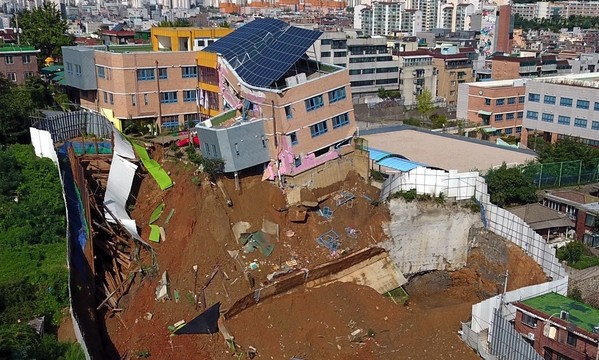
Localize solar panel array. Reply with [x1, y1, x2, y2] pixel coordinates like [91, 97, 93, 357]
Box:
[203, 18, 323, 88]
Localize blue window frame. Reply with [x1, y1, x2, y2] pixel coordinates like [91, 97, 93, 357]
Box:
[506, 113, 515, 120]
[183, 90, 196, 102]
[526, 111, 538, 120]
[182, 66, 197, 78]
[541, 113, 554, 122]
[289, 132, 298, 145]
[517, 111, 523, 119]
[305, 95, 324, 111]
[574, 118, 588, 128]
[496, 99, 505, 106]
[557, 115, 570, 125]
[595, 102, 599, 111]
[97, 66, 105, 78]
[505, 128, 513, 135]
[137, 68, 155, 81]
[593, 121, 599, 130]
[285, 105, 292, 119]
[159, 68, 168, 80]
[528, 93, 540, 102]
[332, 113, 350, 128]
[495, 114, 503, 121]
[577, 100, 590, 109]
[519, 96, 525, 103]
[310, 120, 328, 137]
[328, 87, 346, 103]
[543, 95, 556, 104]
[508, 97, 516, 105]
[560, 97, 573, 107]
[485, 98, 491, 106]
[516, 126, 522, 133]
[160, 91, 178, 104]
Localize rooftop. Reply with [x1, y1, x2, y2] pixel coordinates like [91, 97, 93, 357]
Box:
[0, 44, 39, 53]
[508, 203, 573, 231]
[520, 292, 599, 334]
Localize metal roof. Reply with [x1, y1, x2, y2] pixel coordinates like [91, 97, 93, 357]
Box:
[203, 18, 322, 88]
[377, 157, 422, 172]
[368, 148, 390, 162]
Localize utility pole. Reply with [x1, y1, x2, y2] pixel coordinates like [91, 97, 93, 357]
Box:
[155, 60, 163, 135]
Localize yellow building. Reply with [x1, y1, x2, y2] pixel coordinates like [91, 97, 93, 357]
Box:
[150, 27, 233, 119]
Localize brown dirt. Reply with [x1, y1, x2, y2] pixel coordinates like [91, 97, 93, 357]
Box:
[101, 153, 547, 360]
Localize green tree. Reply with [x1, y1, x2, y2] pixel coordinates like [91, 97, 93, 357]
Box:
[485, 163, 537, 207]
[537, 137, 599, 168]
[416, 89, 434, 120]
[18, 1, 74, 60]
[157, 18, 192, 27]
[557, 241, 585, 265]
[0, 76, 35, 144]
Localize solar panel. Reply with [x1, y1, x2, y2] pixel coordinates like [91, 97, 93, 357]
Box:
[204, 18, 322, 88]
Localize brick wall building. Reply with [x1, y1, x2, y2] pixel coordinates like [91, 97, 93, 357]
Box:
[0, 44, 39, 85]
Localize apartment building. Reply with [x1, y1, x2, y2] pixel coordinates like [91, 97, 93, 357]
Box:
[470, 4, 513, 56]
[316, 31, 399, 103]
[359, 2, 423, 36]
[196, 18, 356, 178]
[513, 292, 599, 360]
[438, 2, 475, 32]
[512, 1, 553, 20]
[0, 44, 39, 84]
[456, 79, 526, 138]
[395, 50, 437, 107]
[432, 47, 476, 108]
[486, 54, 572, 81]
[522, 73, 599, 147]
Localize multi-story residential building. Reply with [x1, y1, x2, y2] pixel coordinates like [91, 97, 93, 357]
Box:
[512, 1, 553, 20]
[438, 2, 475, 32]
[470, 4, 513, 56]
[432, 46, 476, 108]
[316, 31, 399, 103]
[195, 18, 356, 178]
[486, 54, 572, 81]
[359, 2, 423, 36]
[456, 79, 527, 138]
[0, 44, 39, 84]
[567, 52, 599, 74]
[394, 50, 437, 107]
[521, 73, 599, 146]
[407, 0, 437, 31]
[513, 292, 599, 360]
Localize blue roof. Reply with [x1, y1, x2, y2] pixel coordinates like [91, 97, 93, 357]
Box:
[204, 18, 322, 88]
[368, 148, 391, 162]
[377, 157, 421, 172]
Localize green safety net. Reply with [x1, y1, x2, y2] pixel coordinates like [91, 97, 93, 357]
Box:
[132, 143, 173, 190]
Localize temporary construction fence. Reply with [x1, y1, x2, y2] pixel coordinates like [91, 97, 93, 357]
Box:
[522, 158, 599, 189]
[32, 111, 113, 143]
[380, 166, 568, 359]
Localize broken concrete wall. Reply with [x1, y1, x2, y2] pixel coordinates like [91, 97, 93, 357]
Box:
[382, 199, 481, 276]
[284, 150, 369, 190]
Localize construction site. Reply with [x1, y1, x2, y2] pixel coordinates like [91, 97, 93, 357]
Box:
[32, 113, 552, 360]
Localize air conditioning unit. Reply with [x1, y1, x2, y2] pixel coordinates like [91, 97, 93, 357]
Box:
[527, 332, 535, 341]
[560, 311, 570, 321]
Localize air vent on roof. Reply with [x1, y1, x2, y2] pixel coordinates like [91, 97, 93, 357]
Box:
[560, 311, 569, 321]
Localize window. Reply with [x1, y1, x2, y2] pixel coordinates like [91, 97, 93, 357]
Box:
[517, 111, 523, 119]
[97, 66, 105, 78]
[332, 113, 350, 129]
[560, 97, 573, 107]
[516, 126, 522, 133]
[521, 313, 537, 327]
[566, 332, 577, 346]
[519, 96, 525, 103]
[289, 132, 298, 145]
[305, 95, 324, 111]
[595, 102, 599, 111]
[577, 99, 590, 109]
[181, 66, 197, 78]
[496, 98, 505, 106]
[131, 94, 136, 106]
[310, 120, 328, 137]
[574, 118, 588, 128]
[508, 97, 516, 105]
[7, 72, 16, 82]
[160, 91, 178, 104]
[103, 91, 108, 103]
[183, 90, 196, 102]
[505, 128, 513, 134]
[362, 68, 375, 74]
[294, 156, 302, 167]
[586, 214, 596, 227]
[321, 51, 331, 57]
[75, 64, 81, 77]
[558, 115, 571, 125]
[592, 121, 599, 130]
[144, 94, 149, 105]
[334, 51, 346, 57]
[544, 95, 556, 104]
[5, 55, 13, 64]
[137, 68, 155, 81]
[495, 114, 503, 121]
[328, 87, 346, 103]
[349, 69, 360, 75]
[22, 55, 31, 64]
[24, 71, 33, 78]
[526, 111, 538, 120]
[66, 63, 73, 74]
[184, 114, 200, 127]
[109, 93, 113, 105]
[541, 113, 554, 122]
[158, 68, 168, 80]
[485, 98, 491, 106]
[528, 93, 540, 102]
[285, 105, 292, 119]
[450, 80, 456, 86]
[506, 113, 515, 120]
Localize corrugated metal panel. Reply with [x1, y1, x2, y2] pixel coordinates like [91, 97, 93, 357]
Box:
[368, 148, 390, 161]
[33, 111, 113, 143]
[377, 157, 421, 172]
[490, 308, 543, 360]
